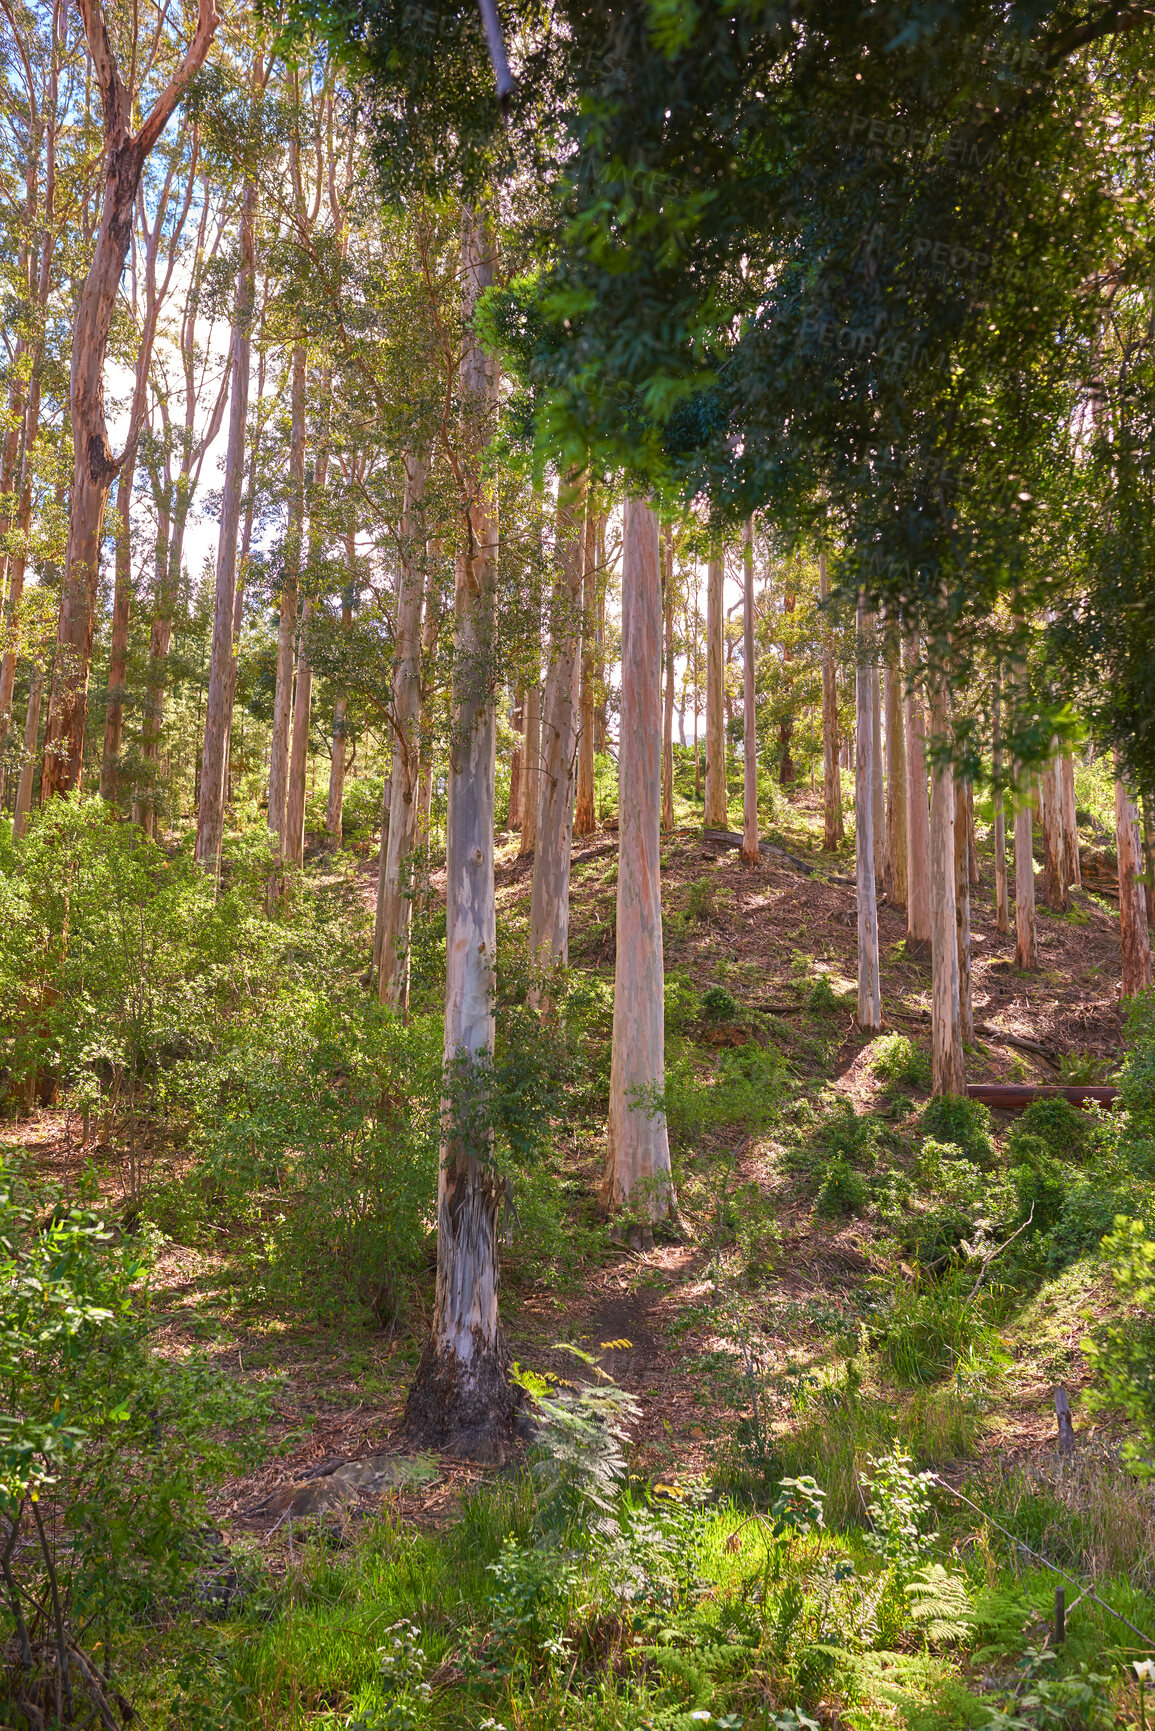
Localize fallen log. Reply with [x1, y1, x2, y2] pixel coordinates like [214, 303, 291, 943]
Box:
[966, 1083, 1119, 1114]
[702, 828, 856, 884]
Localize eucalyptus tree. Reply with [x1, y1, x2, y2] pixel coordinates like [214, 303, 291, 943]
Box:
[39, 0, 220, 799]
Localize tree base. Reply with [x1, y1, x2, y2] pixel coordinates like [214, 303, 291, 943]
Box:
[402, 1334, 523, 1463]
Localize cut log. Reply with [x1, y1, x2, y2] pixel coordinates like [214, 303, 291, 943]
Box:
[966, 1084, 1119, 1114]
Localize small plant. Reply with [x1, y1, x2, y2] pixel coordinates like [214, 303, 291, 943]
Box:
[514, 1354, 640, 1536]
[701, 984, 740, 1024]
[1056, 1049, 1114, 1086]
[1083, 1216, 1155, 1478]
[919, 1094, 994, 1166]
[861, 1446, 936, 1579]
[816, 1157, 868, 1218]
[686, 878, 717, 923]
[806, 972, 842, 1013]
[871, 1032, 932, 1092]
[877, 1274, 1006, 1386]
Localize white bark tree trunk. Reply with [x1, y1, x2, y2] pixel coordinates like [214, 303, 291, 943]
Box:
[1041, 742, 1067, 911]
[195, 175, 256, 876]
[883, 620, 907, 908]
[992, 673, 1009, 933]
[405, 206, 513, 1455]
[268, 344, 306, 859]
[1060, 751, 1081, 890]
[661, 523, 676, 833]
[1013, 745, 1038, 970]
[528, 479, 585, 1001]
[518, 679, 541, 858]
[601, 499, 675, 1240]
[741, 519, 759, 864]
[326, 545, 355, 845]
[704, 551, 727, 828]
[819, 552, 842, 850]
[955, 774, 974, 1045]
[12, 667, 43, 839]
[928, 676, 964, 1093]
[1116, 767, 1152, 998]
[574, 501, 598, 837]
[904, 629, 932, 954]
[856, 597, 882, 1031]
[377, 451, 428, 1009]
[871, 655, 886, 890]
[508, 691, 524, 831]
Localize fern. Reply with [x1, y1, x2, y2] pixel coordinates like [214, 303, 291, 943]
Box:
[905, 1563, 973, 1645]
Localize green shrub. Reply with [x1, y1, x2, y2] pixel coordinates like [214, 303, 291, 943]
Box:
[701, 984, 740, 1023]
[686, 878, 716, 923]
[1010, 1141, 1069, 1234]
[806, 972, 842, 1012]
[821, 1100, 881, 1168]
[1007, 1097, 1094, 1166]
[816, 1157, 868, 1218]
[1083, 1216, 1155, 1478]
[1121, 989, 1155, 1140]
[919, 1095, 994, 1167]
[872, 1032, 932, 1091]
[664, 972, 699, 1036]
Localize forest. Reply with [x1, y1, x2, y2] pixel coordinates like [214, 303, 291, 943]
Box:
[4, 0, 1155, 1725]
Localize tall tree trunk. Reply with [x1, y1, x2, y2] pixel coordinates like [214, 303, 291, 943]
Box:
[855, 597, 882, 1031]
[195, 174, 256, 875]
[704, 550, 726, 827]
[286, 434, 331, 869]
[966, 778, 979, 885]
[741, 518, 759, 865]
[601, 498, 675, 1237]
[377, 451, 428, 1009]
[528, 478, 585, 1000]
[518, 679, 540, 857]
[1041, 742, 1067, 910]
[574, 496, 598, 837]
[928, 676, 964, 1093]
[818, 551, 842, 851]
[326, 544, 355, 845]
[883, 619, 908, 908]
[405, 206, 513, 1453]
[13, 667, 44, 839]
[99, 458, 135, 801]
[871, 654, 886, 891]
[904, 630, 932, 955]
[593, 513, 607, 753]
[1116, 767, 1152, 998]
[40, 0, 219, 799]
[508, 691, 524, 830]
[268, 343, 306, 855]
[661, 522, 676, 833]
[992, 671, 1009, 933]
[1013, 755, 1038, 970]
[1060, 751, 1081, 890]
[955, 771, 974, 1044]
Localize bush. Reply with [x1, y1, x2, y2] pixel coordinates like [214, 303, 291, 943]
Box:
[820, 1100, 881, 1168]
[919, 1095, 994, 1167]
[701, 984, 740, 1024]
[1009, 1140, 1070, 1234]
[872, 1033, 932, 1092]
[816, 1157, 868, 1218]
[0, 1156, 265, 1721]
[1083, 1217, 1155, 1478]
[1007, 1097, 1094, 1166]
[877, 1275, 1006, 1385]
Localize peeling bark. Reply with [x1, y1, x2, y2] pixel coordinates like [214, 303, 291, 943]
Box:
[855, 598, 882, 1031]
[1116, 768, 1151, 998]
[704, 551, 727, 828]
[928, 676, 964, 1094]
[601, 499, 675, 1235]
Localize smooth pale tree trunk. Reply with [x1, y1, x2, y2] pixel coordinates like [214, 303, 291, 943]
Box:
[855, 597, 882, 1031]
[1041, 744, 1067, 910]
[1013, 758, 1038, 970]
[594, 512, 608, 753]
[741, 519, 759, 864]
[1061, 752, 1081, 890]
[1, 340, 49, 802]
[927, 677, 964, 1093]
[992, 674, 1009, 933]
[966, 780, 979, 885]
[326, 547, 355, 845]
[601, 499, 675, 1238]
[1116, 767, 1152, 998]
[871, 654, 886, 891]
[286, 436, 331, 869]
[40, 0, 218, 799]
[412, 572, 444, 922]
[1144, 797, 1155, 938]
[704, 551, 727, 828]
[405, 207, 513, 1454]
[529, 479, 585, 1000]
[377, 452, 428, 1009]
[508, 692, 524, 830]
[518, 681, 540, 857]
[904, 631, 932, 955]
[818, 552, 843, 850]
[371, 776, 393, 979]
[13, 668, 43, 839]
[955, 773, 974, 1044]
[574, 500, 598, 837]
[883, 621, 907, 908]
[99, 460, 135, 801]
[268, 343, 306, 855]
[661, 523, 676, 833]
[195, 176, 256, 875]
